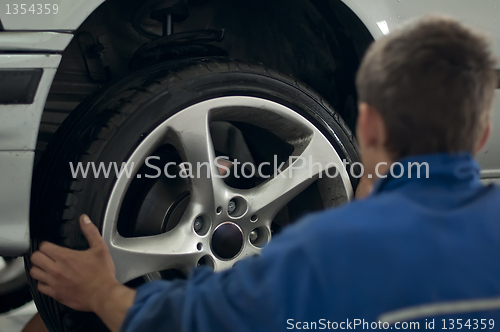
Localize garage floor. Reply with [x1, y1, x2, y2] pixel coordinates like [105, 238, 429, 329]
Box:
[0, 301, 36, 332]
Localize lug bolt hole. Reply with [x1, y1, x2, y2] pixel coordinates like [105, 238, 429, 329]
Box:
[194, 218, 203, 232]
[227, 197, 248, 218]
[193, 215, 211, 236]
[197, 243, 203, 251]
[197, 255, 214, 269]
[250, 215, 258, 222]
[228, 200, 236, 213]
[216, 206, 222, 214]
[249, 227, 270, 248]
[249, 230, 258, 243]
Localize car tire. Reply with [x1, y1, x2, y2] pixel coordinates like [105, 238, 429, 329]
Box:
[26, 58, 359, 331]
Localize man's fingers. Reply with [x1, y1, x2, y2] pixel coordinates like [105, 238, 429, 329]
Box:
[216, 159, 233, 176]
[39, 241, 71, 261]
[30, 266, 52, 285]
[31, 251, 56, 272]
[37, 281, 55, 299]
[79, 214, 104, 248]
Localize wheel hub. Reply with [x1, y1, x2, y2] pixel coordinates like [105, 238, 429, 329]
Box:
[211, 222, 244, 260]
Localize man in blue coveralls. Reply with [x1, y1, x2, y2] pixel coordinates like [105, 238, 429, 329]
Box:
[29, 16, 500, 331]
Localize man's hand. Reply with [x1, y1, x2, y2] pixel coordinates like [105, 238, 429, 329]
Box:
[30, 215, 136, 332]
[355, 173, 374, 199]
[30, 214, 117, 311]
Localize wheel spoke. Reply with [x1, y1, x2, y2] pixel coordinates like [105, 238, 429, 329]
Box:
[242, 132, 344, 218]
[167, 107, 226, 210]
[109, 223, 201, 283]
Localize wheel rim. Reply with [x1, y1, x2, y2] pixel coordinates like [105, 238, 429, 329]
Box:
[102, 96, 353, 283]
[0, 257, 26, 294]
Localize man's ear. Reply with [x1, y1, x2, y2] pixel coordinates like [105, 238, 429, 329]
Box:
[476, 121, 491, 153]
[356, 103, 386, 150]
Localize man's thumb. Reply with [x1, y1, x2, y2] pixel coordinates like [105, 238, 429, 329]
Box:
[80, 214, 104, 248]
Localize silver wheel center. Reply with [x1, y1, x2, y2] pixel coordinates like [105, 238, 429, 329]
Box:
[211, 222, 243, 260]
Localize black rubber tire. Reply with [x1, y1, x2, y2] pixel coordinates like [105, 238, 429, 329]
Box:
[0, 258, 31, 314]
[25, 58, 360, 332]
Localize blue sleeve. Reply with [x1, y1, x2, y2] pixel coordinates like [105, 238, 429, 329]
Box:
[120, 214, 327, 332]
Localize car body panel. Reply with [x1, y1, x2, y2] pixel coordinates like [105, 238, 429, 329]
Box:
[0, 0, 104, 31]
[0, 55, 61, 151]
[341, 0, 500, 177]
[0, 32, 73, 52]
[0, 55, 60, 255]
[481, 92, 500, 178]
[0, 151, 33, 256]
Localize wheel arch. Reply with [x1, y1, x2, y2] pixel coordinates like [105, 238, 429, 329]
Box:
[38, 0, 375, 158]
[339, 0, 392, 40]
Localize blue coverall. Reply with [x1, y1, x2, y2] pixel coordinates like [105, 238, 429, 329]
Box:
[122, 153, 500, 331]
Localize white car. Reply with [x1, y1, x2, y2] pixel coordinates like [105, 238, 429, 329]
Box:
[0, 0, 498, 330]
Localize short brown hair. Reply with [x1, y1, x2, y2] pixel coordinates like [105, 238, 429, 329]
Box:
[356, 16, 497, 159]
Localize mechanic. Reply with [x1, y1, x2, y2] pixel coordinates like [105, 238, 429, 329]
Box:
[29, 16, 500, 332]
